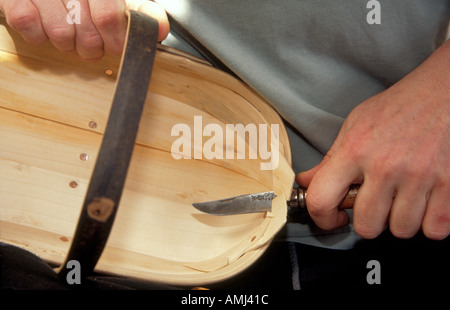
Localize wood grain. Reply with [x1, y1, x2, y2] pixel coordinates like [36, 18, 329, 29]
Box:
[0, 16, 294, 285]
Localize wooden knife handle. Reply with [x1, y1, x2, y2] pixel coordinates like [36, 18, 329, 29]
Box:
[288, 184, 360, 209]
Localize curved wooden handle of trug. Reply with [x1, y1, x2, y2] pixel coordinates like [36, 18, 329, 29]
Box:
[56, 10, 158, 281]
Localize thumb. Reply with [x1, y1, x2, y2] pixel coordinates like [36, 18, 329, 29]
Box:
[126, 0, 170, 41]
[296, 133, 343, 187]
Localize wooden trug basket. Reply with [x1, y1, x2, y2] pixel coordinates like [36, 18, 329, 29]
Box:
[0, 16, 294, 286]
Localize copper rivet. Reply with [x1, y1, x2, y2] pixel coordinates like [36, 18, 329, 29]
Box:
[69, 181, 78, 188]
[105, 69, 113, 76]
[88, 121, 97, 129]
[79, 153, 89, 161]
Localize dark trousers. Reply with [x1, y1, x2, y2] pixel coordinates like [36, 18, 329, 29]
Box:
[1, 231, 448, 291]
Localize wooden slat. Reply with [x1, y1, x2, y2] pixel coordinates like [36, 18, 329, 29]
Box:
[0, 16, 295, 285]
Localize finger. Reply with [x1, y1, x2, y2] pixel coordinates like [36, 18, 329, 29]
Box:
[31, 0, 75, 52]
[422, 183, 450, 240]
[296, 164, 321, 188]
[126, 0, 170, 41]
[388, 181, 429, 239]
[306, 151, 362, 230]
[63, 0, 104, 61]
[352, 177, 395, 239]
[89, 0, 127, 56]
[0, 0, 48, 44]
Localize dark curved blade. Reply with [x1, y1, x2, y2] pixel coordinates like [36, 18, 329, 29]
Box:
[192, 191, 276, 216]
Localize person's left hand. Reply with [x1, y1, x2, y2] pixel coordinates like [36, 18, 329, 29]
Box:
[0, 0, 170, 61]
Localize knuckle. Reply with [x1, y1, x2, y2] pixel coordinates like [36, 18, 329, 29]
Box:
[341, 135, 367, 163]
[79, 31, 103, 50]
[92, 8, 120, 29]
[433, 175, 449, 193]
[7, 9, 38, 31]
[322, 152, 333, 163]
[403, 156, 432, 180]
[47, 26, 75, 44]
[306, 194, 340, 231]
[338, 124, 373, 163]
[305, 191, 328, 217]
[368, 153, 402, 181]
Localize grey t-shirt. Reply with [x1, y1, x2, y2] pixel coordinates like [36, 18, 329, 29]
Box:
[156, 0, 449, 248]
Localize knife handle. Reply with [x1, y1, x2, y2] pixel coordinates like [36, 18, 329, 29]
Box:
[288, 184, 360, 209]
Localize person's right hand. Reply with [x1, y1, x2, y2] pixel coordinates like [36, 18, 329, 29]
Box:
[296, 40, 450, 240]
[0, 0, 170, 61]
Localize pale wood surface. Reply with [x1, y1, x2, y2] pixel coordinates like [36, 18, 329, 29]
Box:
[0, 17, 294, 285]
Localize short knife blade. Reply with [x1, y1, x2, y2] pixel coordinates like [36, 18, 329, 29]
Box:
[192, 191, 276, 215]
[192, 185, 360, 216]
